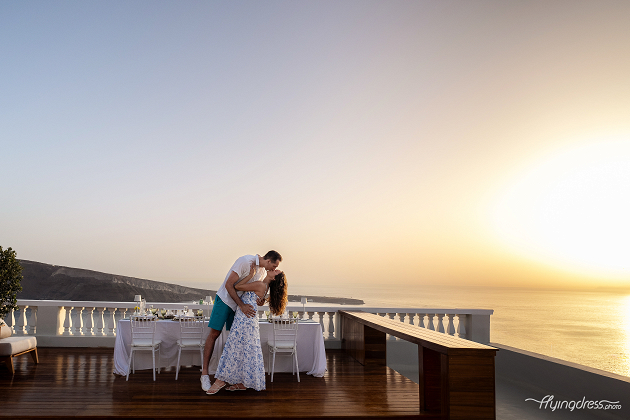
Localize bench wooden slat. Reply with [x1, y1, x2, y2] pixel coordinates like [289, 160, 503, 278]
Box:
[339, 310, 496, 420]
[340, 311, 496, 355]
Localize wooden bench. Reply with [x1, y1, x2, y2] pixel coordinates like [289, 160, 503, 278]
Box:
[0, 336, 39, 375]
[339, 310, 497, 420]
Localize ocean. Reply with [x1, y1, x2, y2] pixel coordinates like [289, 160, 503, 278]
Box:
[289, 283, 630, 378]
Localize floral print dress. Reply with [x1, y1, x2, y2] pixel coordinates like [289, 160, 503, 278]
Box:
[214, 291, 266, 391]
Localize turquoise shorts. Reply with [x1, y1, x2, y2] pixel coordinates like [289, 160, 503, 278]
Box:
[208, 295, 235, 331]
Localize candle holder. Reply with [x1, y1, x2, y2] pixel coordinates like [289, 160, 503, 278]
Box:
[301, 297, 307, 318]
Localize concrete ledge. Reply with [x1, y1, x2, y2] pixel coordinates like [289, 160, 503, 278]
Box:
[33, 336, 340, 349]
[493, 342, 630, 384]
[493, 342, 629, 420]
[370, 340, 630, 419]
[386, 339, 419, 383]
[33, 336, 116, 348]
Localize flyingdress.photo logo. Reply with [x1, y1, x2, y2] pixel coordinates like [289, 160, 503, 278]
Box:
[525, 395, 621, 411]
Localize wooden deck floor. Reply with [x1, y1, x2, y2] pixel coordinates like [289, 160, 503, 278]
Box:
[1, 347, 434, 420]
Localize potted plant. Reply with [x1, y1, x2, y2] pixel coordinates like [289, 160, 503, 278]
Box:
[0, 247, 23, 331]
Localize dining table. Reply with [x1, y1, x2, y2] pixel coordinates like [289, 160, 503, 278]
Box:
[113, 317, 327, 378]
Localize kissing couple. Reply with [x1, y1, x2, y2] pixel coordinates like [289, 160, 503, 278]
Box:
[200, 250, 287, 394]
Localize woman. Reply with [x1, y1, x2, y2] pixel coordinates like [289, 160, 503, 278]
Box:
[207, 269, 288, 394]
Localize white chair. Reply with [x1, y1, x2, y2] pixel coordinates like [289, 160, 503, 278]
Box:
[175, 316, 205, 380]
[268, 318, 299, 382]
[126, 316, 161, 381]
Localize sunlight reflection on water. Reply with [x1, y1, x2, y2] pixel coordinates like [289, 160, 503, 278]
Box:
[291, 284, 630, 377]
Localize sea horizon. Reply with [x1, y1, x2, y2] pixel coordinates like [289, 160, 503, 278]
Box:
[290, 283, 630, 379]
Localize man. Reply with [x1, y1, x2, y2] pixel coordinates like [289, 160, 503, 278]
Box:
[200, 250, 282, 391]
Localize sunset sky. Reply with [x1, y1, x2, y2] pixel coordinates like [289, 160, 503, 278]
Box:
[2, 1, 629, 291]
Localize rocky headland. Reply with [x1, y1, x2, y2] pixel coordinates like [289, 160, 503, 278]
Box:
[17, 260, 364, 305]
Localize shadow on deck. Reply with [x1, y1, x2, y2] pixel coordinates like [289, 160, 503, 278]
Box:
[1, 347, 435, 420]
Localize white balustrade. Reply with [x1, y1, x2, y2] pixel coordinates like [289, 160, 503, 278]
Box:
[317, 311, 325, 334]
[456, 314, 466, 338]
[72, 307, 83, 336]
[106, 308, 116, 336]
[446, 314, 455, 336]
[16, 306, 27, 335]
[9, 300, 493, 346]
[326, 311, 336, 339]
[26, 306, 37, 335]
[62, 306, 72, 336]
[94, 307, 106, 336]
[82, 307, 94, 336]
[4, 309, 15, 332]
[387, 313, 397, 340]
[436, 314, 445, 333]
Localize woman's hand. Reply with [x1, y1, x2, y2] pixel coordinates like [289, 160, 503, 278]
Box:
[241, 263, 256, 283]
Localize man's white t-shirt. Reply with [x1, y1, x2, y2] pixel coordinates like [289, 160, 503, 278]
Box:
[216, 254, 266, 311]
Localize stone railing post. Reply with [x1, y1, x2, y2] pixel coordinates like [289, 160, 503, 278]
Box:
[27, 306, 37, 335]
[34, 306, 62, 336]
[436, 314, 445, 333]
[316, 312, 325, 336]
[387, 313, 397, 340]
[5, 309, 15, 334]
[456, 314, 467, 338]
[62, 306, 72, 335]
[82, 307, 95, 336]
[418, 313, 426, 328]
[15, 306, 27, 335]
[465, 313, 491, 344]
[94, 307, 106, 336]
[106, 308, 116, 336]
[113, 307, 129, 336]
[72, 307, 83, 336]
[326, 311, 335, 339]
[446, 314, 455, 336]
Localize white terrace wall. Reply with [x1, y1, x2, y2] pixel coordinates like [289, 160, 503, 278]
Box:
[6, 300, 493, 348]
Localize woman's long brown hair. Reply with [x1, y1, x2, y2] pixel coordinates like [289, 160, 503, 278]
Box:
[268, 271, 288, 316]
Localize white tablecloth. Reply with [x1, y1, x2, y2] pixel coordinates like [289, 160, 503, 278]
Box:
[113, 319, 326, 377]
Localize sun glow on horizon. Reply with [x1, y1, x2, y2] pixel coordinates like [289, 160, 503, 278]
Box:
[492, 137, 630, 280]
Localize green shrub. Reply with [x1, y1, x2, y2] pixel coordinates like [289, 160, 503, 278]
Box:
[0, 247, 23, 319]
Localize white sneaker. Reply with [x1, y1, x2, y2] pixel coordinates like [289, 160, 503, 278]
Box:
[200, 375, 211, 391]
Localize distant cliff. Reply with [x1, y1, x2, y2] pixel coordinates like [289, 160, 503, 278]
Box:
[18, 260, 214, 302]
[17, 260, 364, 305]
